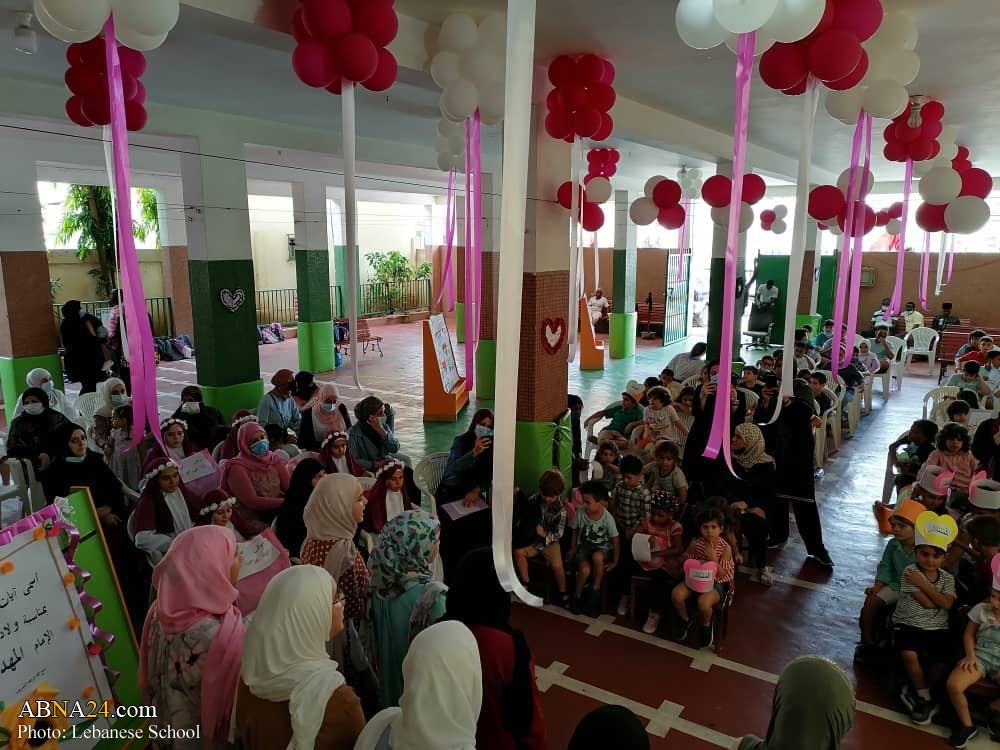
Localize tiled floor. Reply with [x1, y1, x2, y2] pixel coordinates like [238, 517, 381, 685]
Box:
[71, 322, 993, 746]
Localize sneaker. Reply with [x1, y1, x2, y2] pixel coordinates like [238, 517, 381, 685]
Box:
[616, 595, 630, 616]
[569, 596, 582, 615]
[809, 551, 835, 568]
[698, 624, 714, 649]
[948, 725, 978, 748]
[588, 588, 602, 614]
[642, 612, 660, 635]
[559, 593, 571, 609]
[898, 684, 916, 712]
[910, 696, 938, 726]
[672, 617, 692, 641]
[758, 566, 774, 587]
[814, 467, 825, 481]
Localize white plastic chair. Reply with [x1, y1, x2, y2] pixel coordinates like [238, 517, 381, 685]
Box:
[0, 458, 32, 519]
[583, 401, 620, 460]
[922, 386, 959, 420]
[904, 327, 939, 377]
[413, 452, 449, 517]
[73, 392, 101, 422]
[888, 336, 907, 392]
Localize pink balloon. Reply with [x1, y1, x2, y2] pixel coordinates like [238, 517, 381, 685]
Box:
[292, 39, 339, 88]
[301, 0, 352, 41]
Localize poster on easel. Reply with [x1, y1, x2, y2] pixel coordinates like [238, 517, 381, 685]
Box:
[423, 315, 469, 422]
[428, 313, 461, 393]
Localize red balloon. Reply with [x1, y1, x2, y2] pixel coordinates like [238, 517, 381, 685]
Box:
[574, 108, 602, 138]
[599, 60, 615, 85]
[324, 76, 345, 95]
[361, 48, 397, 91]
[353, 5, 398, 47]
[66, 43, 88, 67]
[132, 80, 147, 104]
[338, 33, 379, 82]
[65, 66, 104, 97]
[558, 83, 588, 111]
[837, 202, 876, 235]
[545, 89, 561, 111]
[915, 202, 947, 233]
[929, 140, 940, 159]
[118, 47, 147, 78]
[894, 122, 920, 143]
[875, 210, 890, 227]
[759, 43, 808, 91]
[817, 222, 829, 230]
[119, 73, 139, 101]
[782, 78, 808, 96]
[960, 168, 993, 199]
[603, 162, 617, 176]
[65, 96, 93, 127]
[586, 84, 616, 112]
[956, 145, 970, 161]
[657, 204, 686, 230]
[920, 100, 945, 122]
[587, 150, 601, 164]
[556, 181, 575, 209]
[742, 174, 767, 205]
[125, 101, 148, 132]
[548, 55, 576, 87]
[803, 0, 836, 43]
[291, 8, 310, 41]
[302, 0, 352, 41]
[825, 49, 868, 91]
[831, 0, 883, 42]
[701, 175, 733, 208]
[761, 219, 774, 231]
[807, 29, 863, 82]
[76, 37, 106, 69]
[760, 209, 777, 223]
[81, 94, 111, 126]
[891, 103, 912, 124]
[908, 138, 934, 161]
[608, 149, 620, 164]
[883, 142, 906, 162]
[920, 119, 942, 139]
[952, 158, 973, 174]
[581, 202, 604, 232]
[292, 39, 339, 88]
[576, 54, 606, 84]
[887, 202, 904, 219]
[882, 123, 896, 143]
[544, 110, 572, 139]
[808, 184, 846, 221]
[591, 112, 613, 140]
[652, 179, 681, 209]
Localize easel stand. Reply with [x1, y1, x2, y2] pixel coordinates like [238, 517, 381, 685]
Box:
[422, 320, 469, 421]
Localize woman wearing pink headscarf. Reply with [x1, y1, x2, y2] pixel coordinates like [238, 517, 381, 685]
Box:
[222, 421, 289, 535]
[297, 382, 352, 451]
[140, 526, 246, 748]
[218, 410, 257, 461]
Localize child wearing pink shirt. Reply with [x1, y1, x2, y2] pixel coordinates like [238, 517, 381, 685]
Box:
[925, 423, 979, 511]
[633, 490, 684, 635]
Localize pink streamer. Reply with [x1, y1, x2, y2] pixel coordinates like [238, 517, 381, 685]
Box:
[840, 113, 872, 369]
[946, 234, 956, 283]
[435, 169, 456, 311]
[471, 112, 483, 353]
[462, 115, 482, 391]
[702, 32, 754, 468]
[676, 198, 691, 281]
[829, 111, 866, 371]
[887, 159, 913, 317]
[918, 232, 931, 309]
[104, 21, 160, 447]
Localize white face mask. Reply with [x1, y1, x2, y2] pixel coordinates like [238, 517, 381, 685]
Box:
[23, 403, 44, 416]
[41, 381, 54, 393]
[180, 401, 201, 414]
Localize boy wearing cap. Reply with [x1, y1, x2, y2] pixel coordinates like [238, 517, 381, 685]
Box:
[892, 511, 959, 725]
[858, 499, 925, 662]
[586, 381, 645, 451]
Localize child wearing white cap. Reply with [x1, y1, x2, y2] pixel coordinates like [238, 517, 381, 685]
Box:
[585, 381, 645, 451]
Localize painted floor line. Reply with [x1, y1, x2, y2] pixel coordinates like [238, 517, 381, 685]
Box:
[736, 564, 828, 592]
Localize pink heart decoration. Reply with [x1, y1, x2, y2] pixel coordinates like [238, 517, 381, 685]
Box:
[683, 559, 717, 594]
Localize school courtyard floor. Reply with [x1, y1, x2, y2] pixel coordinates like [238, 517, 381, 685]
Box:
[130, 322, 994, 746]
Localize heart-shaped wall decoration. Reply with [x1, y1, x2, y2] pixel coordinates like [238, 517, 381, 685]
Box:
[540, 317, 566, 355]
[219, 288, 246, 313]
[683, 559, 718, 594]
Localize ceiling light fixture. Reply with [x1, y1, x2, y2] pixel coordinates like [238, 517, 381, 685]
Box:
[907, 94, 927, 129]
[14, 12, 36, 55]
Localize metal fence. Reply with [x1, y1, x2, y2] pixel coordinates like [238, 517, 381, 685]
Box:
[255, 280, 430, 323]
[255, 288, 298, 326]
[52, 297, 174, 343]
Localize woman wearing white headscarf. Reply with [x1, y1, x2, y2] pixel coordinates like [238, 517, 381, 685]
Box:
[93, 377, 130, 452]
[12, 368, 77, 420]
[353, 620, 482, 750]
[237, 566, 365, 750]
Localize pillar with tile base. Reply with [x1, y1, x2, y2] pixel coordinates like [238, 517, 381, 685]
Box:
[292, 179, 334, 372]
[0, 154, 62, 421]
[181, 137, 263, 418]
[609, 189, 637, 359]
[475, 174, 498, 399]
[514, 106, 573, 493]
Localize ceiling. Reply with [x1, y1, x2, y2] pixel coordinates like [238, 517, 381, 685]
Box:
[0, 0, 996, 183]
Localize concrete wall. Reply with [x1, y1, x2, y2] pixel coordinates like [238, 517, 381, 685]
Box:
[580, 247, 673, 305]
[48, 250, 166, 303]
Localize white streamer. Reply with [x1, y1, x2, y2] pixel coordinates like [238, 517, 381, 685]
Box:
[341, 81, 363, 390]
[567, 136, 583, 363]
[934, 232, 946, 296]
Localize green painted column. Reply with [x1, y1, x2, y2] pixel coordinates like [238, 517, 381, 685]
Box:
[475, 174, 498, 398]
[292, 180, 334, 372]
[514, 411, 573, 498]
[706, 161, 746, 363]
[609, 189, 637, 358]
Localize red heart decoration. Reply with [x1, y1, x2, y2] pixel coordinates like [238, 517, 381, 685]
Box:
[541, 318, 566, 355]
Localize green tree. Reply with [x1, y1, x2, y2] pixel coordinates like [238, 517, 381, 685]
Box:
[55, 185, 160, 298]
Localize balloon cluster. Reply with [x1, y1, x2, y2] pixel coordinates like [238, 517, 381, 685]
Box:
[629, 177, 687, 229]
[877, 202, 904, 235]
[675, 0, 828, 52]
[290, 0, 399, 93]
[556, 180, 607, 232]
[33, 0, 179, 50]
[759, 205, 788, 234]
[700, 173, 766, 233]
[915, 154, 992, 235]
[677, 167, 704, 200]
[806, 167, 878, 237]
[429, 13, 506, 125]
[433, 118, 465, 173]
[825, 8, 919, 123]
[544, 54, 616, 142]
[64, 38, 147, 130]
[586, 149, 619, 180]
[882, 100, 946, 163]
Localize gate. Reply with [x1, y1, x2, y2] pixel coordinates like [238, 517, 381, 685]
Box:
[663, 253, 690, 346]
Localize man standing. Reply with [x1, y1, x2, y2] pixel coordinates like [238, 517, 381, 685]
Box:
[587, 288, 610, 326]
[900, 301, 925, 332]
[755, 279, 779, 307]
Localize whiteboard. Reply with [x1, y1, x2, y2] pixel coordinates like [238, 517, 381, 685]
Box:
[428, 314, 461, 393]
[0, 520, 115, 748]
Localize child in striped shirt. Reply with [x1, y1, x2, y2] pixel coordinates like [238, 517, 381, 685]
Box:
[671, 508, 734, 649]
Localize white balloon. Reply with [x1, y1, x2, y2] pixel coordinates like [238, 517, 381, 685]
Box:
[870, 10, 917, 51]
[38, 0, 110, 34]
[111, 0, 179, 37]
[477, 14, 507, 51]
[724, 32, 774, 56]
[682, 182, 702, 200]
[630, 198, 659, 226]
[430, 51, 461, 88]
[461, 48, 504, 87]
[913, 159, 935, 178]
[675, 0, 727, 49]
[837, 166, 875, 197]
[711, 203, 754, 233]
[888, 49, 920, 86]
[434, 136, 450, 153]
[937, 142, 959, 162]
[771, 219, 788, 234]
[438, 13, 478, 53]
[945, 196, 990, 235]
[773, 204, 788, 219]
[586, 177, 613, 204]
[886, 218, 901, 235]
[478, 84, 505, 125]
[713, 0, 780, 34]
[447, 133, 465, 154]
[919, 167, 962, 205]
[861, 47, 894, 86]
[441, 79, 479, 122]
[688, 168, 703, 182]
[437, 118, 463, 137]
[34, 0, 101, 41]
[450, 152, 465, 171]
[436, 152, 454, 172]
[862, 79, 909, 119]
[825, 88, 864, 125]
[939, 125, 957, 146]
[760, 0, 826, 43]
[829, 224, 843, 236]
[644, 175, 667, 200]
[113, 25, 168, 51]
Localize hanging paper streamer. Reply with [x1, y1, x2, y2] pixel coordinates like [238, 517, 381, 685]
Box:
[566, 137, 584, 363]
[103, 21, 159, 447]
[840, 113, 872, 370]
[593, 233, 599, 289]
[918, 232, 931, 309]
[887, 159, 914, 319]
[702, 32, 754, 469]
[946, 234, 956, 283]
[471, 112, 483, 370]
[341, 81, 363, 390]
[435, 170, 457, 312]
[463, 119, 475, 391]
[934, 233, 947, 296]
[676, 198, 692, 281]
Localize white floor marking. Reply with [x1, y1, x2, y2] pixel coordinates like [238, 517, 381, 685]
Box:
[736, 564, 828, 592]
